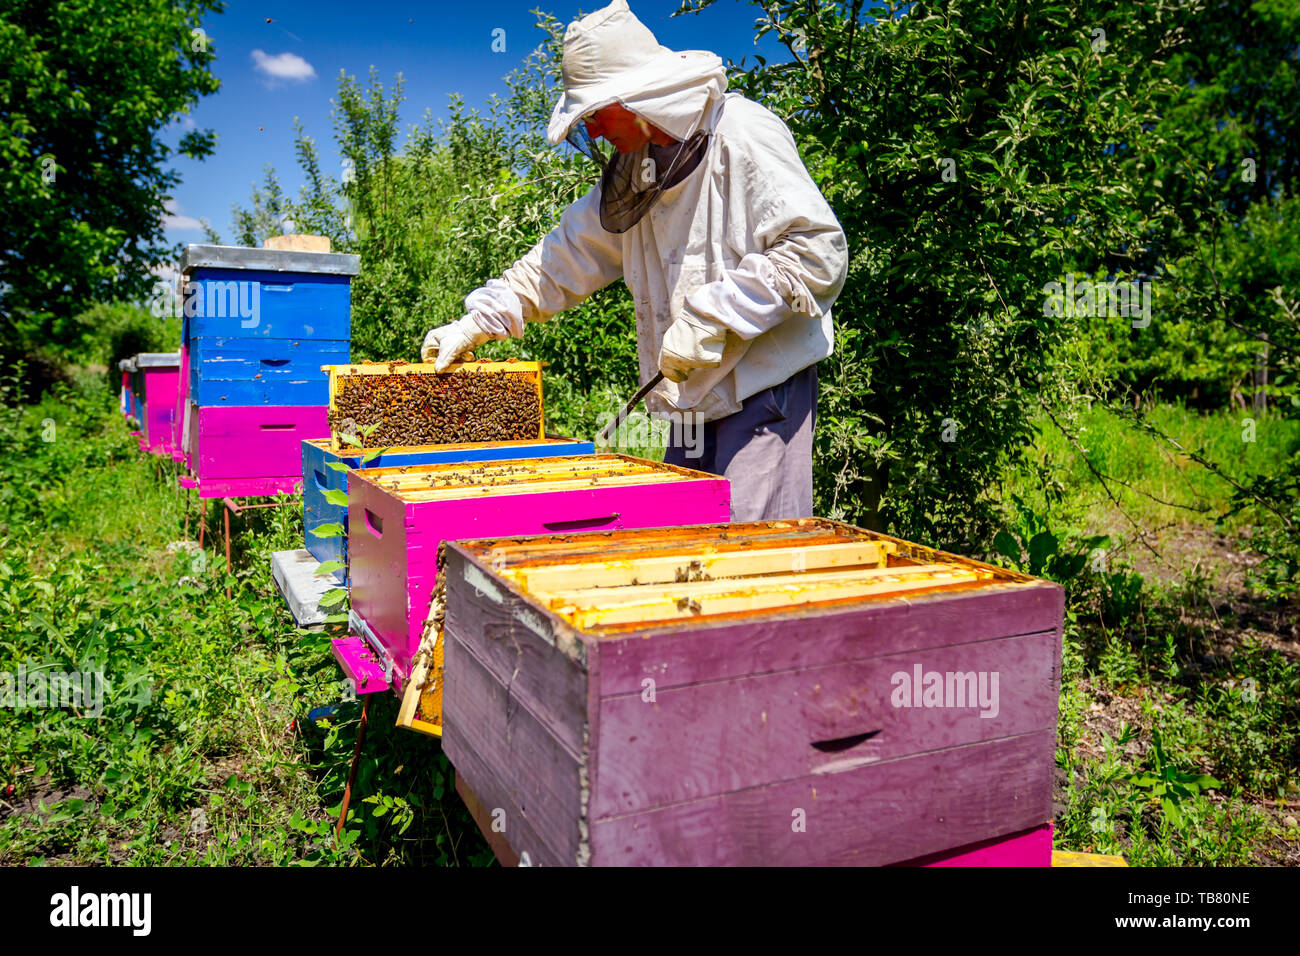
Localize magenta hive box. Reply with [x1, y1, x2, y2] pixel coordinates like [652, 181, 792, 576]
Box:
[135, 353, 181, 458]
[182, 404, 327, 499]
[173, 341, 190, 465]
[439, 519, 1063, 867]
[341, 454, 731, 703]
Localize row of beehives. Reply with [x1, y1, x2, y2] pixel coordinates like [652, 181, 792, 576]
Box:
[126, 245, 556, 499]
[312, 442, 1065, 868]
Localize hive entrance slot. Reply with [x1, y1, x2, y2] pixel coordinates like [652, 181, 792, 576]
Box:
[543, 514, 622, 531]
[811, 730, 881, 753]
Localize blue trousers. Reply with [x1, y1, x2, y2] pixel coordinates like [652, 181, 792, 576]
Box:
[664, 364, 817, 521]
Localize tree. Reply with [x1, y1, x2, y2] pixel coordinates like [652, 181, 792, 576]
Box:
[675, 0, 1193, 549]
[0, 0, 221, 355]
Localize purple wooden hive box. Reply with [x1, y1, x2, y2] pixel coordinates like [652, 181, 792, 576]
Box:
[341, 454, 731, 711]
[440, 518, 1064, 867]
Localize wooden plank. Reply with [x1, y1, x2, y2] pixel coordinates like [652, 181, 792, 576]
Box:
[390, 471, 699, 502]
[592, 581, 1065, 694]
[270, 548, 336, 626]
[446, 725, 568, 867]
[473, 530, 868, 569]
[587, 729, 1055, 866]
[539, 561, 980, 608]
[455, 772, 520, 866]
[589, 630, 1059, 819]
[442, 549, 591, 756]
[561, 566, 991, 628]
[505, 541, 892, 590]
[1051, 850, 1129, 867]
[457, 518, 845, 562]
[442, 617, 586, 864]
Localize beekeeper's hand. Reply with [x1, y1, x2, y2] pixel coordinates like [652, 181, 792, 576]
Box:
[421, 316, 493, 372]
[658, 312, 727, 384]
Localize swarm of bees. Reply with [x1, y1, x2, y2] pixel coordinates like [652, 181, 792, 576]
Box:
[329, 369, 542, 447]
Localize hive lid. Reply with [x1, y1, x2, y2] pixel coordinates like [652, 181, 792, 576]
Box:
[135, 352, 180, 368]
[352, 453, 718, 502]
[119, 358, 137, 372]
[454, 518, 1042, 633]
[179, 243, 361, 277]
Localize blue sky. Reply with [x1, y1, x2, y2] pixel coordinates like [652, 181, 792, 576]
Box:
[163, 0, 783, 247]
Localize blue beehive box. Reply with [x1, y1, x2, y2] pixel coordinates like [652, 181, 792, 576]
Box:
[302, 436, 597, 583]
[178, 245, 359, 407]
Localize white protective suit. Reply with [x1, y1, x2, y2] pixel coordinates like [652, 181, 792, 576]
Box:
[457, 2, 847, 423]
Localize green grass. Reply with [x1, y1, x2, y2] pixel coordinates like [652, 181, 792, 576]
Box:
[0, 376, 494, 865]
[1007, 402, 1300, 537]
[1001, 402, 1300, 864]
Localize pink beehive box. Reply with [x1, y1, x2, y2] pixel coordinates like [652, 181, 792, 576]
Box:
[181, 403, 326, 499]
[341, 454, 731, 723]
[136, 353, 181, 458]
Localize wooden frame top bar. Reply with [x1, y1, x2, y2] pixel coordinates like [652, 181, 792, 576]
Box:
[452, 518, 1038, 634]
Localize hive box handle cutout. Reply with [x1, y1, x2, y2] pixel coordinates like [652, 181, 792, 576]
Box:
[364, 509, 383, 538]
[543, 513, 621, 532]
[811, 730, 881, 753]
[260, 423, 296, 431]
[314, 470, 329, 490]
[260, 358, 291, 366]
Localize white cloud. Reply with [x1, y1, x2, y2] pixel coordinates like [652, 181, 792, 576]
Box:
[163, 199, 204, 232]
[151, 262, 181, 286]
[251, 48, 316, 82]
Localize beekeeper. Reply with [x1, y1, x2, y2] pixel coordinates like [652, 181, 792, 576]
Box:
[421, 0, 847, 521]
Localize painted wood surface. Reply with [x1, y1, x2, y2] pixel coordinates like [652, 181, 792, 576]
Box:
[589, 629, 1059, 819]
[454, 772, 521, 866]
[189, 336, 348, 405]
[301, 437, 595, 574]
[184, 268, 351, 340]
[440, 522, 1064, 867]
[271, 548, 337, 627]
[902, 821, 1052, 867]
[174, 341, 190, 466]
[592, 582, 1064, 694]
[141, 365, 180, 457]
[187, 403, 328, 479]
[444, 625, 585, 864]
[188, 475, 304, 500]
[587, 730, 1055, 866]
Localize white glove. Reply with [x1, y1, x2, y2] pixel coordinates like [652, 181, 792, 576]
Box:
[421, 315, 493, 372]
[658, 313, 728, 384]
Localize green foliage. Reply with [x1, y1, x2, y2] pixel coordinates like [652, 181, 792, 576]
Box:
[1120, 728, 1222, 827]
[0, 0, 221, 346]
[0, 377, 494, 866]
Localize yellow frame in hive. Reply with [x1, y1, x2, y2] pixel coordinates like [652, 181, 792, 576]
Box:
[454, 519, 1036, 634]
[320, 360, 545, 453]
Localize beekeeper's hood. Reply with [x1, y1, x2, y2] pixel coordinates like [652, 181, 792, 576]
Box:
[546, 0, 728, 146]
